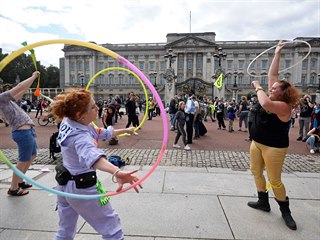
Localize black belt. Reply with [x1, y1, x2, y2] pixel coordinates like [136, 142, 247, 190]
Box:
[70, 172, 97, 189]
[55, 164, 97, 189]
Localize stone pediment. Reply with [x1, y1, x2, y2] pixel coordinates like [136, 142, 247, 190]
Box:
[63, 44, 97, 52]
[166, 36, 216, 48]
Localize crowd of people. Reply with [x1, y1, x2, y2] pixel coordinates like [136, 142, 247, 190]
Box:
[2, 40, 320, 237]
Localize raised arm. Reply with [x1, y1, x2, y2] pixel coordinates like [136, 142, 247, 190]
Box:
[9, 71, 40, 101]
[268, 41, 285, 90]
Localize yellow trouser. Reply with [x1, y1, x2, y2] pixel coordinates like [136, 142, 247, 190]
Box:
[249, 140, 288, 201]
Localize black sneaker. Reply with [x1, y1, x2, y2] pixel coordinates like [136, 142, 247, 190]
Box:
[296, 137, 302, 141]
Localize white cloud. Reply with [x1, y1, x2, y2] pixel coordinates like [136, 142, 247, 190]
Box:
[0, 0, 319, 67]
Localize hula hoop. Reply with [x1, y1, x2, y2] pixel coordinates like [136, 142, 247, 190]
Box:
[247, 40, 311, 78]
[85, 67, 149, 137]
[0, 39, 168, 199]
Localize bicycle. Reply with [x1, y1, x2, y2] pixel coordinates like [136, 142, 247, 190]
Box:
[37, 115, 55, 126]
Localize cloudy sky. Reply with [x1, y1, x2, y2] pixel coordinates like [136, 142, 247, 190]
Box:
[0, 0, 319, 67]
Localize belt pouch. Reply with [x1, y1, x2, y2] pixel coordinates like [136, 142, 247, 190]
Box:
[74, 172, 97, 189]
[55, 164, 71, 185]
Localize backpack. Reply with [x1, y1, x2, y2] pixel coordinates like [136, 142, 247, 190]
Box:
[49, 131, 61, 160]
[108, 155, 127, 167]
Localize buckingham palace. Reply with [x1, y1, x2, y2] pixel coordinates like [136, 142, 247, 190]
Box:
[59, 32, 320, 104]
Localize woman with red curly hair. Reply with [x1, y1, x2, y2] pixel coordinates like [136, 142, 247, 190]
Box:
[248, 41, 300, 230]
[50, 88, 141, 240]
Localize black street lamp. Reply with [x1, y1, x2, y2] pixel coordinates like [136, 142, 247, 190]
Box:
[213, 47, 227, 98]
[153, 72, 157, 87]
[233, 70, 238, 88]
[79, 74, 84, 88]
[232, 70, 238, 100]
[317, 73, 320, 93]
[164, 49, 177, 68]
[213, 47, 227, 70]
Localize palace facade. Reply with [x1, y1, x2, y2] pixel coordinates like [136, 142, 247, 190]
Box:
[60, 32, 320, 103]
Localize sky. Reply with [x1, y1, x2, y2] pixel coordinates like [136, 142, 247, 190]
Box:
[0, 0, 319, 67]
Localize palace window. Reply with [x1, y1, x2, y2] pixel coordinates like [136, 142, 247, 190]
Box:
[285, 60, 291, 69]
[227, 60, 233, 70]
[85, 61, 89, 71]
[149, 61, 155, 71]
[119, 74, 124, 85]
[109, 74, 114, 85]
[139, 61, 144, 71]
[129, 75, 134, 85]
[239, 60, 244, 70]
[98, 75, 104, 85]
[261, 60, 268, 70]
[196, 53, 203, 70]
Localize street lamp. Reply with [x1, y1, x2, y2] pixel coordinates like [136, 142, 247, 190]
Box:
[233, 71, 238, 88]
[213, 47, 227, 70]
[317, 73, 320, 93]
[316, 73, 320, 104]
[232, 70, 238, 100]
[213, 47, 227, 99]
[79, 74, 84, 88]
[164, 49, 177, 68]
[153, 72, 157, 87]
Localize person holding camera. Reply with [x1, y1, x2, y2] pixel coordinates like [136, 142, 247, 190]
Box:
[297, 95, 314, 142]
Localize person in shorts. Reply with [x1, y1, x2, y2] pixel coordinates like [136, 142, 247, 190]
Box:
[0, 71, 40, 196]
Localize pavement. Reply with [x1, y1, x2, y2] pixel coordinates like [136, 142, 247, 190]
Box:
[0, 162, 319, 240]
[0, 112, 320, 239]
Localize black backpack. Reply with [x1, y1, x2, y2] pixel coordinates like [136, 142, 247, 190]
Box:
[49, 131, 61, 160]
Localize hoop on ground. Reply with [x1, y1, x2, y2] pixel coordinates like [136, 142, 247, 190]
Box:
[247, 40, 311, 78]
[85, 67, 149, 137]
[0, 39, 168, 199]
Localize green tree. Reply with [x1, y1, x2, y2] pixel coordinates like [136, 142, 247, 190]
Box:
[0, 52, 60, 88]
[46, 65, 60, 88]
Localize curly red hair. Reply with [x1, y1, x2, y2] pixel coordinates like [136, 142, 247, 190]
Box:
[50, 89, 92, 121]
[277, 80, 300, 106]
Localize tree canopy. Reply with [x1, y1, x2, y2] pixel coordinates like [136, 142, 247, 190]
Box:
[0, 52, 60, 88]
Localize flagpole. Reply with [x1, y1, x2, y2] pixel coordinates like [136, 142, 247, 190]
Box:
[189, 11, 191, 33]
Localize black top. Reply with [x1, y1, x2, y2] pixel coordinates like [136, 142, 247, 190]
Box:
[300, 100, 313, 118]
[125, 100, 136, 115]
[250, 104, 291, 148]
[169, 99, 177, 114]
[175, 109, 186, 128]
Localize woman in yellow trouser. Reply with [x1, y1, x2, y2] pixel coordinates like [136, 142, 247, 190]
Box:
[248, 41, 300, 230]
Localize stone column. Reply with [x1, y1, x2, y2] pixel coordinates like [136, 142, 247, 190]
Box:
[164, 68, 176, 106]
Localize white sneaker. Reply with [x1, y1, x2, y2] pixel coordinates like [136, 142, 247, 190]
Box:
[133, 132, 139, 136]
[310, 149, 315, 154]
[184, 145, 191, 151]
[173, 144, 181, 148]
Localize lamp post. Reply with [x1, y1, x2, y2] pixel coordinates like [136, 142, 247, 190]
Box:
[153, 72, 157, 88]
[79, 74, 84, 88]
[213, 47, 227, 99]
[213, 47, 227, 70]
[316, 73, 320, 104]
[232, 70, 238, 101]
[317, 73, 320, 92]
[164, 49, 177, 68]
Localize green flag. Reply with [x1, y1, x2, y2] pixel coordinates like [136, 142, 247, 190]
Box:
[21, 41, 37, 70]
[214, 73, 223, 89]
